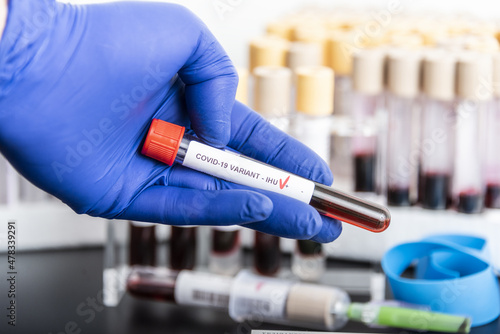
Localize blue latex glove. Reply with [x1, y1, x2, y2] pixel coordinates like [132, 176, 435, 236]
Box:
[0, 0, 341, 242]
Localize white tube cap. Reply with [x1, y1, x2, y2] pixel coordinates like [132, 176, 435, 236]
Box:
[352, 48, 386, 95]
[387, 49, 422, 98]
[253, 66, 292, 118]
[286, 42, 322, 71]
[422, 50, 456, 101]
[456, 51, 493, 101]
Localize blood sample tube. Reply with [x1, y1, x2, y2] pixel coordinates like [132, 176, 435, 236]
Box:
[127, 266, 232, 308]
[328, 33, 355, 192]
[329, 32, 353, 118]
[291, 240, 325, 282]
[253, 66, 292, 132]
[229, 270, 350, 331]
[253, 231, 281, 276]
[485, 54, 500, 208]
[419, 51, 456, 210]
[249, 36, 289, 73]
[385, 50, 422, 206]
[452, 53, 491, 214]
[293, 66, 334, 163]
[351, 48, 386, 193]
[129, 221, 157, 266]
[169, 226, 197, 270]
[141, 120, 391, 233]
[209, 226, 242, 276]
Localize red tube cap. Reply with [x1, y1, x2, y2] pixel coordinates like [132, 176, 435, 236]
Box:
[142, 119, 185, 166]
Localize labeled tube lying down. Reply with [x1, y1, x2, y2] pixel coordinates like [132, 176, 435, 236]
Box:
[141, 119, 391, 233]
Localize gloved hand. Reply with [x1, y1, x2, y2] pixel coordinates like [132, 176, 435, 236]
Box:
[0, 0, 341, 242]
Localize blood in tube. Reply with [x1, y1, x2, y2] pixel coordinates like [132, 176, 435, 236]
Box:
[292, 240, 325, 281]
[310, 183, 390, 232]
[297, 240, 322, 256]
[354, 153, 376, 192]
[170, 226, 197, 270]
[419, 173, 450, 210]
[212, 229, 240, 254]
[129, 222, 157, 266]
[456, 190, 482, 214]
[254, 232, 281, 276]
[387, 187, 411, 206]
[210, 228, 242, 276]
[127, 269, 178, 302]
[485, 183, 500, 208]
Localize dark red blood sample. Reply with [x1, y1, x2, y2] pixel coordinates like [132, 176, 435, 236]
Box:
[387, 187, 411, 207]
[254, 232, 280, 276]
[419, 173, 450, 210]
[170, 226, 197, 270]
[212, 230, 240, 255]
[127, 271, 178, 302]
[457, 191, 482, 214]
[129, 224, 157, 266]
[485, 184, 500, 208]
[309, 183, 390, 233]
[354, 153, 376, 192]
[297, 240, 322, 257]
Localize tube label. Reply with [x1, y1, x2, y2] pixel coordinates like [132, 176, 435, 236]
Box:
[175, 271, 232, 309]
[229, 270, 292, 322]
[182, 141, 315, 203]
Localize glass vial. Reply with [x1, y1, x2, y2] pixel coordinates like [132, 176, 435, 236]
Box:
[129, 221, 157, 266]
[209, 226, 242, 276]
[485, 54, 500, 208]
[127, 267, 232, 309]
[293, 66, 334, 162]
[329, 32, 353, 118]
[170, 226, 197, 270]
[351, 48, 386, 193]
[253, 65, 292, 132]
[385, 50, 422, 206]
[452, 53, 491, 214]
[229, 270, 350, 331]
[328, 33, 355, 192]
[419, 51, 456, 210]
[292, 240, 325, 282]
[253, 231, 281, 276]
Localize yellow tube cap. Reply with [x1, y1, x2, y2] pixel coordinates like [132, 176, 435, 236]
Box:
[295, 65, 334, 116]
[249, 36, 290, 73]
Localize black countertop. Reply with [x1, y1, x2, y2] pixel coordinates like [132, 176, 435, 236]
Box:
[1, 248, 499, 334]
